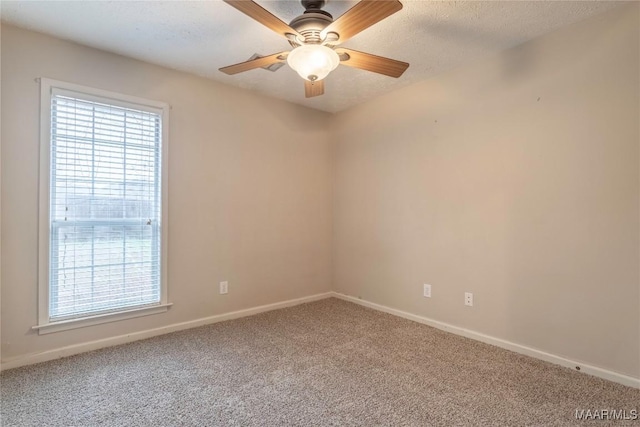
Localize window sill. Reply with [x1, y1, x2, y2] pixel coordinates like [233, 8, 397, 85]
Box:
[32, 303, 173, 335]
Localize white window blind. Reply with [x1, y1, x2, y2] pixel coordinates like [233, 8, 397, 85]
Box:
[48, 88, 163, 321]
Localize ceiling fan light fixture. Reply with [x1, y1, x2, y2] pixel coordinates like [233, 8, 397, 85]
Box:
[287, 44, 339, 82]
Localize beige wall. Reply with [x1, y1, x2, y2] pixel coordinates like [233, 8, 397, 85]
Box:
[2, 3, 639, 380]
[333, 3, 639, 378]
[1, 25, 333, 361]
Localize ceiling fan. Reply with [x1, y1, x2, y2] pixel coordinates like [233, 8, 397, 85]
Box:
[219, 0, 409, 98]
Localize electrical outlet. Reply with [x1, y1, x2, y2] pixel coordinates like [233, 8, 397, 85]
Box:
[219, 281, 228, 295]
[423, 284, 431, 298]
[465, 292, 473, 306]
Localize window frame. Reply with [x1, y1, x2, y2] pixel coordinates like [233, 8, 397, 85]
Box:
[36, 78, 171, 335]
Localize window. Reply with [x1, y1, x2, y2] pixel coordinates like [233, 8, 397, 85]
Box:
[37, 79, 170, 334]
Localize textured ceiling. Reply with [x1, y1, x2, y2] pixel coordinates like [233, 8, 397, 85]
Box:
[1, 1, 622, 113]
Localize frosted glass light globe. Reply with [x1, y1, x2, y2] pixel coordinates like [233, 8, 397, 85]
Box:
[287, 45, 340, 82]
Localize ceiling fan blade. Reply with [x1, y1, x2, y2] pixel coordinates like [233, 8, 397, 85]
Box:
[304, 79, 324, 98]
[224, 0, 301, 39]
[219, 52, 289, 75]
[336, 48, 408, 78]
[321, 0, 403, 44]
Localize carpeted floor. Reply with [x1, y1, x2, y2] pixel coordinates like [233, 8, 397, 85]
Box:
[1, 298, 638, 426]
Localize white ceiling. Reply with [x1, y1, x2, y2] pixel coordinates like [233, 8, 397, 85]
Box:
[1, 1, 622, 113]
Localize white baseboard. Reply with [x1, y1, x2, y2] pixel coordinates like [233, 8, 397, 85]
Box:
[0, 292, 333, 372]
[331, 292, 640, 389]
[4, 291, 638, 389]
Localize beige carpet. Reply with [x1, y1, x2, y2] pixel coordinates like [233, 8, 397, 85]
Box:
[1, 298, 638, 426]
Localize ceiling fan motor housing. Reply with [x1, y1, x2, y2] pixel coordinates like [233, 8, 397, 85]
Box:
[301, 0, 326, 11]
[289, 0, 334, 45]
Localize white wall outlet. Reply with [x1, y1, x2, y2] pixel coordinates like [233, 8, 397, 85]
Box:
[423, 284, 431, 298]
[219, 281, 228, 295]
[465, 292, 473, 306]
